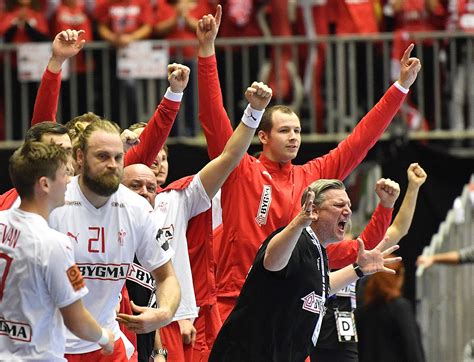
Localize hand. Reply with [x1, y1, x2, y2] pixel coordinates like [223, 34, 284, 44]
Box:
[407, 163, 427, 188]
[416, 255, 434, 269]
[177, 319, 196, 346]
[294, 188, 317, 228]
[375, 178, 400, 208]
[244, 82, 272, 111]
[116, 33, 134, 48]
[99, 328, 115, 355]
[121, 129, 140, 152]
[168, 63, 190, 93]
[196, 5, 222, 55]
[52, 29, 86, 64]
[356, 237, 402, 275]
[116, 301, 172, 334]
[397, 44, 422, 89]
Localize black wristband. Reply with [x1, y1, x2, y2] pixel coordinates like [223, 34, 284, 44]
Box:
[352, 263, 365, 278]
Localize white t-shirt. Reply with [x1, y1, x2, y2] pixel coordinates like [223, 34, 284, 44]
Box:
[49, 176, 174, 354]
[148, 174, 210, 320]
[0, 208, 88, 361]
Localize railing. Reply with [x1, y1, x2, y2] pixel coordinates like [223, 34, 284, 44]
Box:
[416, 175, 474, 362]
[1, 31, 474, 146]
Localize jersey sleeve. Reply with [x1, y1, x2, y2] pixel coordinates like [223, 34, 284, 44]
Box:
[124, 92, 181, 167]
[459, 245, 474, 263]
[198, 54, 234, 160]
[178, 173, 211, 219]
[45, 234, 88, 309]
[302, 85, 406, 181]
[31, 68, 61, 125]
[135, 209, 174, 272]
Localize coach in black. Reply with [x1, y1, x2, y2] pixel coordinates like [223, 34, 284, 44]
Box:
[209, 179, 401, 361]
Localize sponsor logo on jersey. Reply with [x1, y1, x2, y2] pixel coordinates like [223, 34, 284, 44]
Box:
[301, 291, 326, 315]
[67, 231, 79, 243]
[156, 225, 173, 251]
[65, 200, 82, 206]
[67, 264, 86, 291]
[0, 318, 32, 342]
[127, 263, 155, 290]
[255, 185, 272, 226]
[111, 202, 125, 208]
[77, 263, 129, 280]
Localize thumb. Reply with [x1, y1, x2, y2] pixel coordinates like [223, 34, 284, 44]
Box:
[130, 301, 146, 314]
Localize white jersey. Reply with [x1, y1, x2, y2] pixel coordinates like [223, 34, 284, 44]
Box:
[0, 208, 88, 361]
[149, 174, 210, 321]
[49, 176, 174, 354]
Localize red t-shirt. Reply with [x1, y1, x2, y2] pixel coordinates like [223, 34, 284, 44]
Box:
[95, 0, 153, 34]
[0, 7, 49, 42]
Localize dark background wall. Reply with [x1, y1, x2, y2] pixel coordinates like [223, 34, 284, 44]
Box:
[1, 140, 472, 306]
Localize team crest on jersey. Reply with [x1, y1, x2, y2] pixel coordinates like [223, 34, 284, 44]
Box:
[156, 201, 168, 214]
[155, 225, 174, 251]
[117, 229, 127, 246]
[301, 291, 326, 315]
[255, 185, 272, 226]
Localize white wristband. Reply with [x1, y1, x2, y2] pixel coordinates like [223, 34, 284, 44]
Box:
[241, 104, 264, 129]
[97, 328, 110, 346]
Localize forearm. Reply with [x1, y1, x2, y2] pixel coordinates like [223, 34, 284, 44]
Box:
[432, 251, 461, 265]
[130, 24, 152, 41]
[61, 300, 103, 343]
[329, 265, 359, 295]
[198, 55, 233, 159]
[31, 68, 61, 125]
[385, 184, 420, 247]
[155, 274, 181, 324]
[98, 24, 117, 43]
[155, 17, 177, 37]
[264, 220, 304, 271]
[124, 90, 181, 166]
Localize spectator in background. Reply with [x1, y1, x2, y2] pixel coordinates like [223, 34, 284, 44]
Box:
[52, 0, 94, 119]
[154, 0, 210, 136]
[355, 257, 425, 362]
[416, 244, 474, 267]
[446, 0, 474, 139]
[390, 0, 446, 130]
[96, 0, 153, 124]
[0, 0, 49, 139]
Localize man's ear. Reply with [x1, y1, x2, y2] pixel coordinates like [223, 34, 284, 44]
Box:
[37, 176, 50, 195]
[257, 130, 269, 145]
[76, 148, 85, 168]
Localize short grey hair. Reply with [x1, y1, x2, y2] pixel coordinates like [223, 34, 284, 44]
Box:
[300, 179, 345, 207]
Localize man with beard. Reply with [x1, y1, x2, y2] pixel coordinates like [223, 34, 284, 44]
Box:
[49, 120, 181, 361]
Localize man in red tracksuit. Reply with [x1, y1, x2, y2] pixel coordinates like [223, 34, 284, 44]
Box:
[196, 6, 422, 321]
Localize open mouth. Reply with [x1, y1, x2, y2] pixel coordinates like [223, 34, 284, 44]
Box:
[338, 221, 346, 232]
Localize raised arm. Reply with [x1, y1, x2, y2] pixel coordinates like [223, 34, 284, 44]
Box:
[263, 189, 316, 271]
[384, 163, 427, 248]
[199, 82, 272, 199]
[124, 63, 188, 167]
[197, 5, 234, 159]
[304, 44, 422, 180]
[32, 29, 86, 125]
[326, 178, 400, 269]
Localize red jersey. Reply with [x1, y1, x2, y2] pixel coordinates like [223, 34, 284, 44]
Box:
[155, 0, 210, 59]
[0, 8, 49, 42]
[334, 0, 379, 34]
[218, 0, 265, 37]
[95, 0, 153, 34]
[0, 188, 19, 211]
[198, 54, 407, 298]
